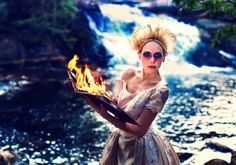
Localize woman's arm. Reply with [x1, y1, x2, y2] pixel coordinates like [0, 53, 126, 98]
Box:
[102, 106, 157, 137]
[82, 68, 158, 137]
[83, 95, 157, 137]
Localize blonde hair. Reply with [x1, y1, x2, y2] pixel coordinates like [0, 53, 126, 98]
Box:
[130, 24, 177, 55]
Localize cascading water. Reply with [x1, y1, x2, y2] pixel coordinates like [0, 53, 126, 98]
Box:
[85, 3, 233, 77]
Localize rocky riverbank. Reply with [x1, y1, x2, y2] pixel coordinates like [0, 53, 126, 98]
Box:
[0, 69, 235, 164]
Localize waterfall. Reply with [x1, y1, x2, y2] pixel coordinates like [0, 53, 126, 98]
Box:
[85, 3, 232, 77]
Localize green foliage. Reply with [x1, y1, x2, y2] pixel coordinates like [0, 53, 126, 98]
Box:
[59, 0, 77, 18]
[12, 0, 77, 29]
[0, 0, 78, 50]
[172, 0, 236, 47]
[173, 0, 236, 15]
[211, 24, 236, 47]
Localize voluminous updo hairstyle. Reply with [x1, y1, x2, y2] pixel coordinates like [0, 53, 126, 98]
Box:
[130, 24, 177, 55]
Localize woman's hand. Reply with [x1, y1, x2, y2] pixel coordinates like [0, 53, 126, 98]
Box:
[82, 95, 107, 117]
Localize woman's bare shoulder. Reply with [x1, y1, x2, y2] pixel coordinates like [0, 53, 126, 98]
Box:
[159, 83, 169, 91]
[121, 68, 136, 81]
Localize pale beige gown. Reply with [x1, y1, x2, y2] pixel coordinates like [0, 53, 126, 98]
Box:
[101, 79, 180, 165]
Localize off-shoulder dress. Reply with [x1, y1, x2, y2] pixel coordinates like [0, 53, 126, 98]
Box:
[101, 79, 180, 165]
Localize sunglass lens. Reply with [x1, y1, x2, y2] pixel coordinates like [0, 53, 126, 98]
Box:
[154, 52, 162, 59]
[143, 52, 151, 58]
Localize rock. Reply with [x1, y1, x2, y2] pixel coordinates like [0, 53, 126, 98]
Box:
[230, 151, 236, 165]
[0, 149, 17, 165]
[185, 43, 236, 68]
[204, 159, 229, 165]
[205, 141, 233, 153]
[177, 152, 193, 162]
[0, 34, 25, 62]
[0, 2, 110, 71]
[0, 80, 66, 107]
[197, 19, 226, 30]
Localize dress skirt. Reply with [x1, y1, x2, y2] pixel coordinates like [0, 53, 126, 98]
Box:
[100, 129, 180, 165]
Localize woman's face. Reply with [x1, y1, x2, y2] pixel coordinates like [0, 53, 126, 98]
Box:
[138, 41, 165, 72]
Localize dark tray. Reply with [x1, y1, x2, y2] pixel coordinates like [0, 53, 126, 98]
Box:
[67, 69, 139, 125]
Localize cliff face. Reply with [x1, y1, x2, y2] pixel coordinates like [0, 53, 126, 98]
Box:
[0, 1, 110, 71]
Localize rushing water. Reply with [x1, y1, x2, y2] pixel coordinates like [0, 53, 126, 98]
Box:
[85, 3, 236, 165]
[0, 3, 235, 165]
[86, 3, 233, 77]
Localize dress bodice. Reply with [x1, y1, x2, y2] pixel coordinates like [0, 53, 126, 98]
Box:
[114, 79, 169, 120]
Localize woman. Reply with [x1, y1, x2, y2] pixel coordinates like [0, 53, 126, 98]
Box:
[83, 25, 180, 165]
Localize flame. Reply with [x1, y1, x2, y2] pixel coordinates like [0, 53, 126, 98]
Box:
[68, 55, 112, 100]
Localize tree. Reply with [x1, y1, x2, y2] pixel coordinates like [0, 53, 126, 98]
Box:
[0, 0, 78, 50]
[172, 0, 236, 47]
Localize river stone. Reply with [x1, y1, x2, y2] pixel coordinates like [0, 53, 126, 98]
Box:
[204, 159, 229, 165]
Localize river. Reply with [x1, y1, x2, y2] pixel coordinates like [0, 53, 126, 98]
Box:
[0, 2, 235, 165]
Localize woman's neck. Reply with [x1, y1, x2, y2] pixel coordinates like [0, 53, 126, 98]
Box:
[141, 69, 162, 83]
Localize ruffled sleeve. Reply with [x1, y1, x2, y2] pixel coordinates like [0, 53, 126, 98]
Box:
[144, 86, 169, 114]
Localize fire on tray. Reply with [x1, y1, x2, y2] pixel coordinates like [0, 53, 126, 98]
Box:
[67, 55, 112, 100]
